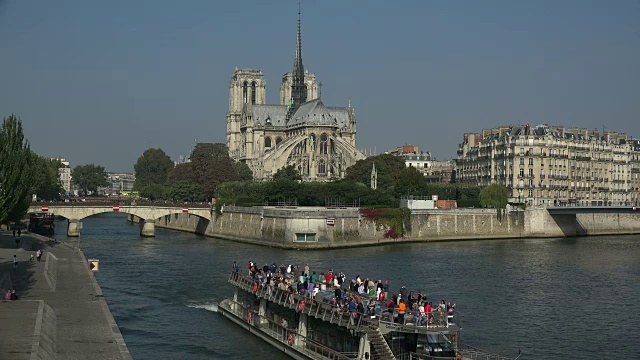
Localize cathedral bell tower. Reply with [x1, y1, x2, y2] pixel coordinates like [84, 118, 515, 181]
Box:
[226, 68, 266, 160]
[286, 6, 307, 121]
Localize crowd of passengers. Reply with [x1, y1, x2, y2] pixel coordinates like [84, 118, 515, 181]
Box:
[234, 261, 456, 327]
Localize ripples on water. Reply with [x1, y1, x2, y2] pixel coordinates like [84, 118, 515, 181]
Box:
[52, 213, 640, 360]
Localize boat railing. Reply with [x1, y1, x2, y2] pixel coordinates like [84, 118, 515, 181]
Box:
[221, 298, 357, 360]
[458, 344, 518, 360]
[397, 353, 457, 360]
[228, 271, 459, 334]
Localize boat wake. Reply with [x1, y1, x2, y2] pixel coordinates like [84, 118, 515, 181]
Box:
[187, 302, 219, 312]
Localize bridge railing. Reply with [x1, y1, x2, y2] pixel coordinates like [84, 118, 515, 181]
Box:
[30, 201, 212, 209]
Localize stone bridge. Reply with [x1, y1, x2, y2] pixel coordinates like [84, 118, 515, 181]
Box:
[527, 205, 640, 237]
[28, 204, 213, 237]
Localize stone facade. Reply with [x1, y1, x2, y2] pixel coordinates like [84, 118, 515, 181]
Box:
[457, 124, 640, 206]
[225, 12, 365, 181]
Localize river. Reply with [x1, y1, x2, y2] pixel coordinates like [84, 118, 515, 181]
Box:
[50, 213, 640, 359]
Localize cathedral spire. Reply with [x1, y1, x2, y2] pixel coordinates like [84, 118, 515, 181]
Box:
[287, 3, 307, 121]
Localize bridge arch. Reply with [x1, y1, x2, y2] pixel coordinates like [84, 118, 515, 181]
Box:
[27, 205, 212, 237]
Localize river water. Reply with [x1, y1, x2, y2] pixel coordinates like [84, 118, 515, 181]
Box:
[50, 213, 640, 360]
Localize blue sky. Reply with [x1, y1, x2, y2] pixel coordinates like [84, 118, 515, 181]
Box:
[1, 0, 639, 172]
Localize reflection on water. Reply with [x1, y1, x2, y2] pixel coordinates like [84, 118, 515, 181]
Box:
[52, 213, 640, 360]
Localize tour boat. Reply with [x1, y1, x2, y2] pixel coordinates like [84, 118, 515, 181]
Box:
[214, 270, 518, 360]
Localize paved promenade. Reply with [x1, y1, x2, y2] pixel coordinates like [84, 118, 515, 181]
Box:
[0, 231, 132, 360]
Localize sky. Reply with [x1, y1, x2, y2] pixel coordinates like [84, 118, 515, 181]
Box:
[1, 0, 639, 172]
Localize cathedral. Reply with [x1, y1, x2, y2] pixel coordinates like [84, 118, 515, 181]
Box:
[226, 10, 366, 181]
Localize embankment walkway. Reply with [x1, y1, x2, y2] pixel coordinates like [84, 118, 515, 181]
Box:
[0, 232, 132, 360]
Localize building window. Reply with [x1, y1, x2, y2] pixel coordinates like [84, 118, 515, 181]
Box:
[320, 133, 328, 154]
[520, 148, 524, 155]
[242, 81, 248, 103]
[528, 190, 533, 197]
[519, 169, 524, 177]
[265, 137, 272, 148]
[529, 168, 534, 176]
[529, 158, 534, 165]
[251, 81, 256, 104]
[318, 159, 326, 174]
[520, 158, 524, 165]
[276, 137, 282, 145]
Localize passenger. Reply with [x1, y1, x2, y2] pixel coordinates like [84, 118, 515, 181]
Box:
[356, 298, 365, 317]
[384, 298, 396, 322]
[303, 264, 310, 277]
[4, 290, 11, 300]
[378, 289, 386, 301]
[396, 299, 406, 324]
[417, 303, 426, 325]
[286, 264, 292, 275]
[311, 271, 317, 284]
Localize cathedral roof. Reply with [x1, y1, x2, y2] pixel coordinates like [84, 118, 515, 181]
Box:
[290, 98, 349, 127]
[250, 99, 352, 128]
[251, 104, 288, 127]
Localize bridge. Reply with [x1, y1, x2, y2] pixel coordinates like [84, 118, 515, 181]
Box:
[527, 205, 640, 237]
[546, 205, 639, 214]
[28, 203, 213, 237]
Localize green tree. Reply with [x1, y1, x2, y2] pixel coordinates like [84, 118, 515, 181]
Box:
[395, 166, 426, 197]
[345, 154, 405, 191]
[169, 181, 204, 202]
[479, 183, 509, 209]
[233, 162, 253, 181]
[133, 148, 174, 190]
[168, 162, 198, 185]
[273, 165, 302, 181]
[31, 155, 63, 200]
[72, 164, 109, 195]
[189, 143, 239, 198]
[0, 114, 35, 223]
[139, 183, 168, 201]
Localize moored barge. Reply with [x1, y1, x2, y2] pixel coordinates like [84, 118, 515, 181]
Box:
[216, 268, 518, 360]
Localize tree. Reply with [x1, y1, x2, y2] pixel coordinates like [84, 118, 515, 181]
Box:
[233, 162, 253, 181]
[72, 164, 109, 195]
[479, 183, 509, 209]
[345, 154, 405, 191]
[273, 165, 302, 181]
[169, 181, 204, 202]
[0, 114, 35, 223]
[31, 155, 63, 200]
[168, 163, 198, 185]
[139, 183, 168, 201]
[134, 148, 174, 190]
[395, 166, 426, 197]
[189, 143, 241, 198]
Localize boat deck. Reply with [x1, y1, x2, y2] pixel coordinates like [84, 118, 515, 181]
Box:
[229, 272, 460, 335]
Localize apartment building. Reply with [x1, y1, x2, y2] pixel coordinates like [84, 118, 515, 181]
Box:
[457, 124, 640, 206]
[53, 158, 72, 194]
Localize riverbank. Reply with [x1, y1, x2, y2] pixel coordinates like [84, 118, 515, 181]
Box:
[146, 206, 640, 249]
[0, 231, 132, 360]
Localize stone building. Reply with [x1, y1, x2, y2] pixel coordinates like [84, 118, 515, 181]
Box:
[457, 124, 640, 206]
[226, 10, 365, 181]
[52, 158, 72, 194]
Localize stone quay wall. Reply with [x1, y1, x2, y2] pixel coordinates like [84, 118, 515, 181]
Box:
[151, 206, 640, 248]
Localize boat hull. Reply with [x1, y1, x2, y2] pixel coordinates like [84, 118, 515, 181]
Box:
[215, 299, 315, 360]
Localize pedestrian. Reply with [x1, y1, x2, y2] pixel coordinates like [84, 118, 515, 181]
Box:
[37, 250, 43, 262]
[10, 290, 18, 300]
[17, 229, 21, 237]
[13, 255, 18, 270]
[4, 290, 11, 300]
[13, 229, 16, 237]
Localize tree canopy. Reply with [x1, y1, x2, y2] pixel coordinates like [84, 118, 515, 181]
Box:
[273, 165, 302, 182]
[134, 148, 174, 190]
[31, 155, 63, 200]
[188, 143, 252, 198]
[345, 154, 406, 192]
[479, 183, 509, 209]
[72, 164, 109, 195]
[0, 114, 35, 223]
